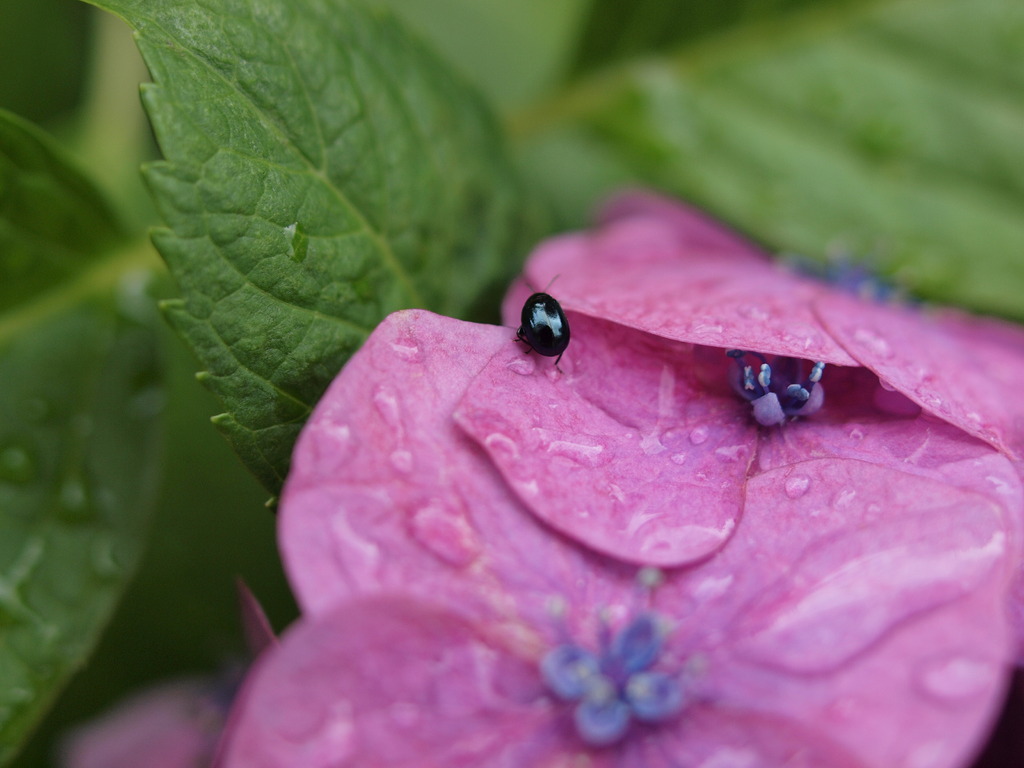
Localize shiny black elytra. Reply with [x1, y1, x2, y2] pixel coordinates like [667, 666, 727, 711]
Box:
[516, 292, 570, 366]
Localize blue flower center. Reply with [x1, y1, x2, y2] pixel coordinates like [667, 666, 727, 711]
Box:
[726, 350, 826, 427]
[539, 613, 684, 747]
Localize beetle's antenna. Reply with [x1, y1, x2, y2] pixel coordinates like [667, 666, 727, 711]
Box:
[542, 274, 561, 293]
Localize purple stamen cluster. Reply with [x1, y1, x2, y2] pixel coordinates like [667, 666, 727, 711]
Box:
[726, 350, 826, 427]
[540, 614, 684, 746]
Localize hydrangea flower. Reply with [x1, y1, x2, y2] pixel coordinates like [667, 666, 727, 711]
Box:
[218, 192, 1024, 767]
[61, 582, 275, 768]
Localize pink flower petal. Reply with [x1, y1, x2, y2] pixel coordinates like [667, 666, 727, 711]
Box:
[456, 313, 755, 567]
[658, 436, 1018, 768]
[615, 705, 863, 768]
[280, 310, 640, 636]
[597, 189, 771, 265]
[217, 598, 557, 768]
[236, 579, 277, 658]
[817, 295, 1024, 461]
[522, 213, 858, 365]
[61, 679, 223, 768]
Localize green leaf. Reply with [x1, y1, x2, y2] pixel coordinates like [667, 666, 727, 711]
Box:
[82, 0, 540, 493]
[570, 0, 864, 75]
[0, 111, 163, 763]
[523, 0, 1024, 320]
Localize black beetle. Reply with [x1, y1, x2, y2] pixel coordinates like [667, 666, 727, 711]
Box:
[516, 292, 570, 366]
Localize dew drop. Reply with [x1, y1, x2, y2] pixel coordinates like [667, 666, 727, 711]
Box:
[853, 327, 892, 359]
[506, 357, 536, 376]
[58, 479, 91, 520]
[410, 503, 480, 567]
[306, 423, 354, 476]
[714, 445, 745, 463]
[91, 537, 124, 580]
[547, 439, 608, 467]
[389, 340, 422, 362]
[698, 746, 759, 768]
[115, 270, 155, 323]
[372, 387, 402, 431]
[389, 450, 413, 473]
[0, 444, 35, 485]
[784, 474, 810, 499]
[833, 488, 857, 508]
[688, 426, 710, 445]
[58, 481, 86, 512]
[738, 304, 769, 322]
[917, 656, 995, 704]
[484, 432, 520, 460]
[692, 574, 733, 602]
[903, 741, 946, 768]
[284, 222, 308, 263]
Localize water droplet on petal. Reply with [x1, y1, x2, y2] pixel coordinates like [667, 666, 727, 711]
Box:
[903, 741, 946, 768]
[853, 327, 892, 359]
[305, 423, 354, 476]
[691, 574, 733, 602]
[784, 475, 810, 499]
[484, 432, 519, 461]
[389, 450, 413, 473]
[506, 357, 536, 376]
[714, 445, 745, 463]
[699, 746, 759, 768]
[833, 488, 857, 507]
[689, 426, 709, 445]
[389, 341, 422, 362]
[372, 387, 402, 431]
[917, 655, 996, 704]
[410, 503, 480, 567]
[547, 439, 608, 467]
[0, 444, 35, 485]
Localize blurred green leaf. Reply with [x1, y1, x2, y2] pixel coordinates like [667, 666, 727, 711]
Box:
[0, 111, 123, 313]
[523, 0, 1024, 319]
[82, 0, 541, 494]
[0, 111, 163, 764]
[0, 0, 91, 124]
[375, 0, 588, 110]
[571, 0, 870, 75]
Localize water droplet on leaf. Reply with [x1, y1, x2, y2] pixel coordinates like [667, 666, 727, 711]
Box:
[58, 479, 92, 521]
[0, 444, 35, 485]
